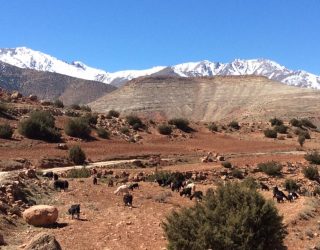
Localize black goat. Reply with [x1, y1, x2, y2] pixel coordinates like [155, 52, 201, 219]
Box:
[190, 191, 203, 201]
[54, 180, 69, 191]
[43, 171, 54, 178]
[93, 177, 98, 185]
[123, 193, 133, 207]
[68, 204, 80, 219]
[171, 181, 183, 192]
[53, 173, 59, 181]
[128, 183, 139, 190]
[180, 187, 192, 197]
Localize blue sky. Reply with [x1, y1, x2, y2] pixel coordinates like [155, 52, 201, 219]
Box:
[1, 0, 319, 74]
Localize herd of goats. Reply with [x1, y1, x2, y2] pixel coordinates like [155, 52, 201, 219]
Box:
[42, 168, 299, 220]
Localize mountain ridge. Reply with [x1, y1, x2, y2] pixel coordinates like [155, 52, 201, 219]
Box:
[0, 47, 319, 89]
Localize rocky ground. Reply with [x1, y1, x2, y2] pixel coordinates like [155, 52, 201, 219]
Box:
[1, 90, 320, 249]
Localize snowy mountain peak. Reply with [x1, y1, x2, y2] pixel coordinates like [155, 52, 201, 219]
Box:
[0, 47, 319, 89]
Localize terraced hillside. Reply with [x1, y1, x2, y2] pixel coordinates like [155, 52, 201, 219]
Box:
[90, 75, 320, 122]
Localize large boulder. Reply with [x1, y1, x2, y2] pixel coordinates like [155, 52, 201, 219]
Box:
[24, 233, 62, 250]
[22, 205, 58, 226]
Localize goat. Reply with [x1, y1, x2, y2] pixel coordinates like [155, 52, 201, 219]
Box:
[123, 193, 133, 207]
[128, 183, 139, 190]
[54, 180, 69, 191]
[190, 191, 203, 201]
[93, 177, 98, 185]
[180, 187, 192, 197]
[68, 204, 80, 219]
[114, 184, 129, 195]
[171, 181, 183, 192]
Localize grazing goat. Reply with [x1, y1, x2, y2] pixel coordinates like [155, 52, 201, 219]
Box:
[171, 181, 183, 192]
[128, 183, 139, 190]
[43, 171, 54, 179]
[123, 193, 133, 207]
[180, 187, 192, 197]
[190, 191, 203, 201]
[185, 182, 196, 192]
[54, 180, 69, 191]
[68, 204, 80, 219]
[114, 184, 129, 195]
[273, 187, 288, 202]
[260, 182, 269, 191]
[93, 177, 98, 185]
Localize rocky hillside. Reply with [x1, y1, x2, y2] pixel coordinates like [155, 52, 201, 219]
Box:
[90, 75, 320, 122]
[0, 61, 116, 105]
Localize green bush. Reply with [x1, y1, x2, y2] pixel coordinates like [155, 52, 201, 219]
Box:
[53, 100, 64, 108]
[107, 110, 120, 118]
[97, 128, 109, 139]
[228, 121, 240, 130]
[264, 129, 277, 138]
[298, 135, 306, 147]
[120, 126, 130, 135]
[305, 151, 320, 164]
[145, 171, 171, 182]
[80, 105, 91, 112]
[158, 124, 172, 135]
[163, 182, 286, 250]
[168, 118, 190, 132]
[208, 123, 218, 132]
[284, 179, 299, 192]
[221, 161, 232, 168]
[69, 145, 86, 165]
[65, 118, 91, 139]
[274, 125, 288, 134]
[258, 161, 282, 176]
[18, 111, 61, 142]
[270, 118, 283, 126]
[82, 113, 98, 125]
[67, 166, 91, 178]
[126, 115, 143, 130]
[290, 118, 302, 127]
[303, 166, 319, 180]
[301, 119, 317, 129]
[231, 169, 244, 179]
[0, 123, 13, 139]
[294, 128, 310, 139]
[242, 177, 259, 189]
[70, 104, 81, 110]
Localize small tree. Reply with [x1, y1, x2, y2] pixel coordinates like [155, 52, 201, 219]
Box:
[107, 110, 120, 118]
[208, 123, 218, 132]
[168, 118, 190, 132]
[258, 161, 282, 176]
[80, 105, 91, 112]
[18, 110, 61, 142]
[69, 145, 86, 165]
[298, 135, 306, 147]
[269, 118, 283, 126]
[264, 129, 277, 138]
[65, 118, 91, 139]
[303, 166, 319, 180]
[163, 182, 287, 250]
[158, 124, 172, 135]
[305, 151, 320, 164]
[53, 99, 64, 108]
[0, 123, 13, 139]
[274, 125, 288, 134]
[126, 115, 143, 130]
[228, 120, 240, 130]
[97, 128, 109, 139]
[284, 179, 299, 192]
[290, 118, 302, 127]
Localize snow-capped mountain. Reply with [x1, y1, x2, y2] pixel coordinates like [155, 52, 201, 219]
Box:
[0, 47, 319, 89]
